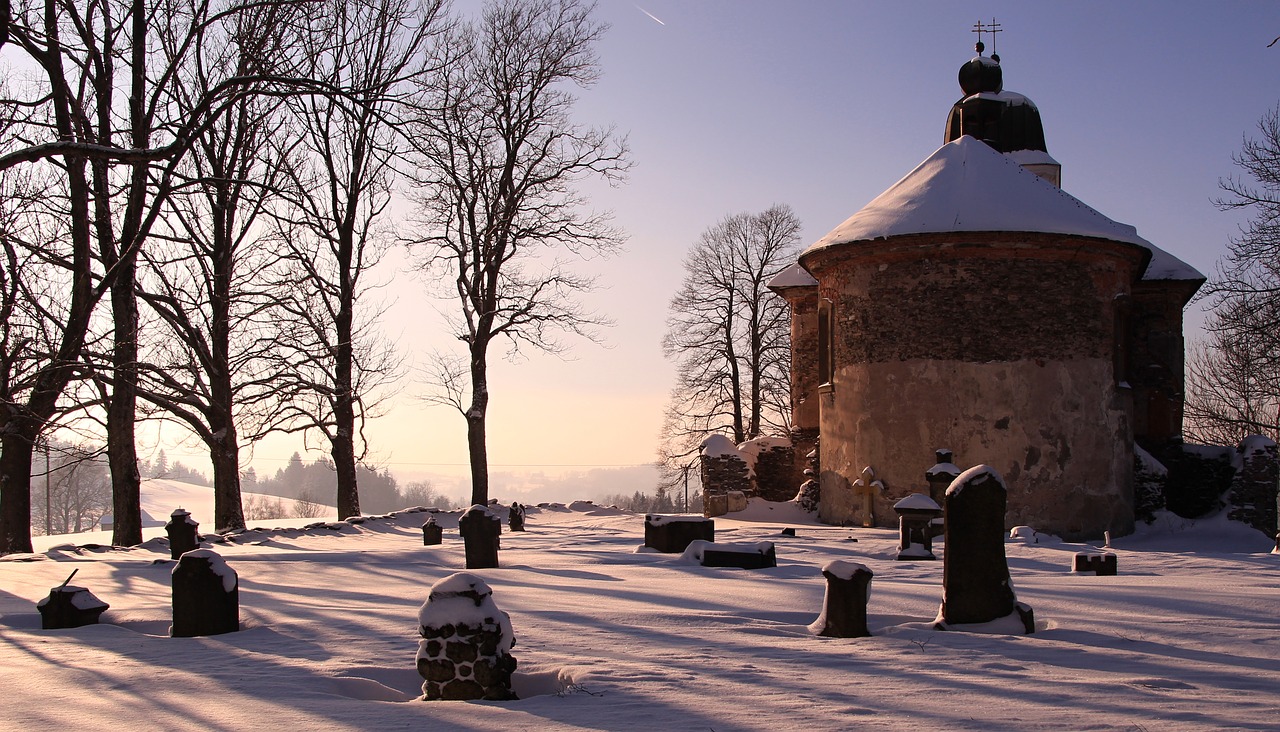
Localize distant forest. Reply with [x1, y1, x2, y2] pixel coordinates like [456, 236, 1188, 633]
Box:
[241, 453, 454, 515]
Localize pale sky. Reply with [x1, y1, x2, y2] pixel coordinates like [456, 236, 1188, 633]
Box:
[159, 1, 1279, 492]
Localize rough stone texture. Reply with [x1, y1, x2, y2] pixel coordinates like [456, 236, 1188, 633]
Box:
[789, 428, 821, 502]
[804, 233, 1147, 540]
[171, 553, 238, 637]
[1073, 552, 1118, 576]
[165, 509, 200, 560]
[703, 493, 729, 518]
[417, 576, 516, 702]
[422, 518, 443, 546]
[1228, 436, 1279, 537]
[754, 444, 797, 502]
[701, 452, 750, 517]
[1155, 443, 1234, 519]
[811, 563, 873, 638]
[939, 467, 1032, 633]
[1128, 280, 1202, 445]
[37, 587, 109, 629]
[459, 506, 501, 569]
[725, 491, 748, 513]
[1133, 445, 1167, 525]
[644, 515, 714, 553]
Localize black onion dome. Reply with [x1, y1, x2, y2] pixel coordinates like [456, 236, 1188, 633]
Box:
[944, 50, 1047, 154]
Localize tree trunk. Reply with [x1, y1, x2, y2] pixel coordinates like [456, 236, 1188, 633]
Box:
[0, 430, 35, 554]
[332, 224, 360, 520]
[209, 424, 244, 532]
[467, 345, 490, 507]
[107, 251, 143, 547]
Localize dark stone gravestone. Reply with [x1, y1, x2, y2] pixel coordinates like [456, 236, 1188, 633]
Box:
[165, 508, 200, 560]
[171, 549, 239, 637]
[422, 517, 443, 546]
[809, 560, 873, 638]
[459, 505, 501, 569]
[37, 573, 109, 630]
[689, 540, 777, 569]
[509, 502, 525, 532]
[925, 449, 961, 506]
[937, 465, 1034, 634]
[417, 573, 517, 701]
[1072, 552, 1118, 576]
[644, 514, 714, 553]
[893, 493, 943, 560]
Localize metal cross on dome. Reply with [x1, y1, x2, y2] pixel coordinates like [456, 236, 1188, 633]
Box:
[972, 18, 1002, 54]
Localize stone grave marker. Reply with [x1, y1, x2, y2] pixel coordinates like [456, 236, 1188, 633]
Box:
[509, 502, 525, 532]
[937, 465, 1034, 634]
[422, 517, 443, 546]
[165, 508, 200, 560]
[644, 514, 714, 553]
[459, 505, 501, 569]
[171, 549, 239, 637]
[893, 493, 943, 560]
[37, 570, 109, 630]
[416, 573, 517, 701]
[808, 560, 873, 638]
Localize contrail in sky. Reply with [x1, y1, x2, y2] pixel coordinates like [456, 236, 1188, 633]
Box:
[635, 5, 665, 26]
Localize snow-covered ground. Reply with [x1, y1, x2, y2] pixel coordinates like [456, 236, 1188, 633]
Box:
[1, 498, 1277, 731]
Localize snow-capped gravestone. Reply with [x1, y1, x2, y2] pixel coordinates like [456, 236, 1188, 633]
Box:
[422, 517, 443, 546]
[509, 502, 525, 532]
[937, 466, 1034, 634]
[37, 578, 109, 630]
[1228, 435, 1279, 537]
[925, 449, 961, 506]
[682, 539, 777, 569]
[1072, 552, 1117, 576]
[171, 549, 238, 637]
[644, 514, 714, 553]
[809, 560, 873, 638]
[893, 493, 943, 560]
[416, 573, 517, 701]
[165, 508, 200, 560]
[459, 505, 502, 569]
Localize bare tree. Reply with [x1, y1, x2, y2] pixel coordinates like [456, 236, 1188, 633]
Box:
[32, 441, 112, 536]
[659, 205, 800, 479]
[270, 0, 444, 520]
[134, 4, 306, 533]
[1189, 106, 1280, 445]
[0, 0, 318, 552]
[408, 0, 628, 506]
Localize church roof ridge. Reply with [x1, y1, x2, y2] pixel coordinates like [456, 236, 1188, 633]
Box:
[802, 136, 1203, 282]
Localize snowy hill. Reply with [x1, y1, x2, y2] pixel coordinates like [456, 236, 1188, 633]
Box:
[93, 478, 337, 535]
[1, 500, 1276, 730]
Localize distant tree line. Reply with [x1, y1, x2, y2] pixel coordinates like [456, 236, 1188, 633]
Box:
[0, 0, 619, 553]
[243, 452, 455, 516]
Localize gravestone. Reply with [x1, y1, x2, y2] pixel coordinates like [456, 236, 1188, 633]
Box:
[644, 514, 714, 553]
[852, 466, 883, 527]
[1072, 552, 1117, 576]
[937, 465, 1034, 634]
[459, 505, 501, 569]
[925, 449, 961, 506]
[171, 549, 239, 637]
[416, 573, 517, 701]
[422, 517, 443, 546]
[809, 560, 873, 638]
[508, 502, 525, 532]
[683, 540, 776, 569]
[165, 508, 200, 560]
[893, 493, 943, 560]
[37, 582, 109, 630]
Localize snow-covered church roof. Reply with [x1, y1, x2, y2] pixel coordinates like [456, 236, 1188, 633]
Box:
[802, 136, 1203, 282]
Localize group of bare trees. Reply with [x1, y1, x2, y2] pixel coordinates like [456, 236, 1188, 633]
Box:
[658, 204, 800, 487]
[0, 0, 622, 553]
[1186, 107, 1280, 445]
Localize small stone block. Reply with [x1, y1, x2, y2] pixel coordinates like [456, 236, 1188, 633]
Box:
[644, 515, 714, 553]
[700, 544, 777, 569]
[1072, 552, 1117, 576]
[422, 520, 443, 546]
[37, 587, 109, 630]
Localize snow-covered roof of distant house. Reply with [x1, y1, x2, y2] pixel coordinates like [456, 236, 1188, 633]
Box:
[802, 136, 1203, 282]
[767, 263, 817, 289]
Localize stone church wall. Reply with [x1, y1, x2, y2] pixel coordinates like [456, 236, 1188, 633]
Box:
[804, 233, 1147, 539]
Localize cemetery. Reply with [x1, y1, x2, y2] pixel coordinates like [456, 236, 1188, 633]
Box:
[0, 488, 1276, 728]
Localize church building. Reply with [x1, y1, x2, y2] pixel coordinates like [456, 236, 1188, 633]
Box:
[769, 43, 1204, 539]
